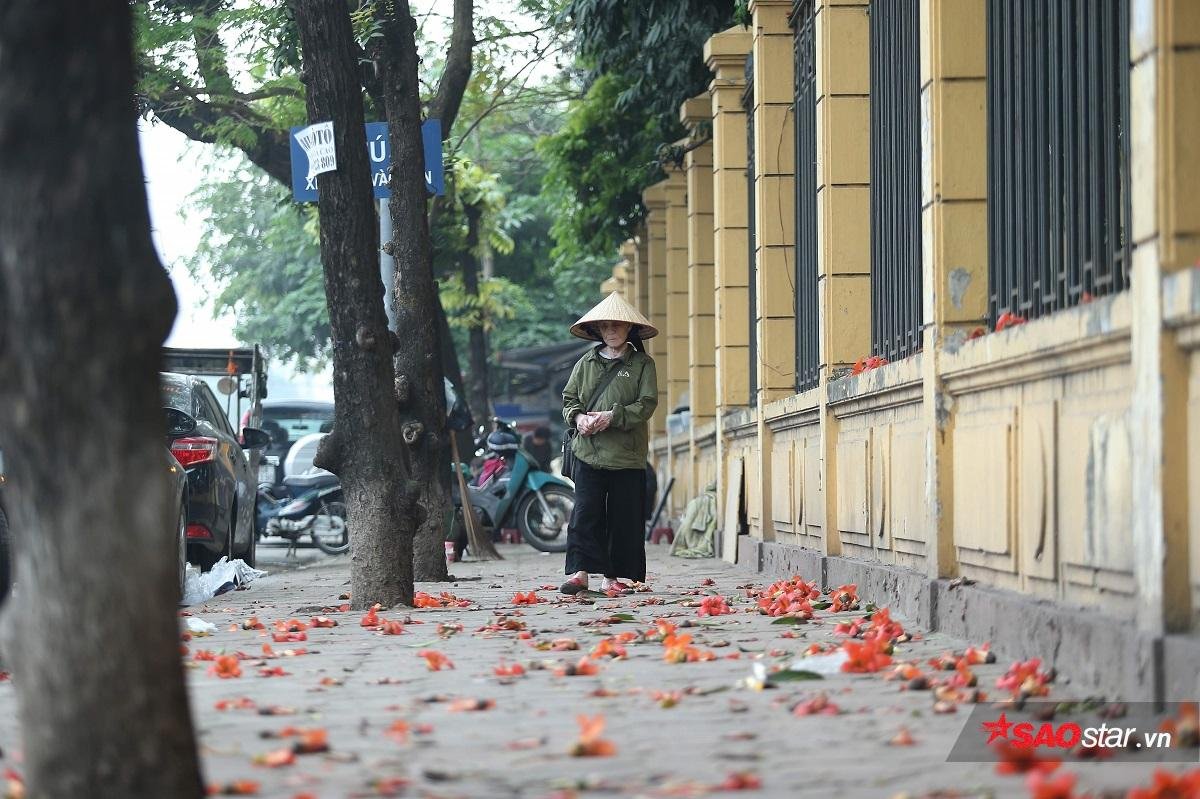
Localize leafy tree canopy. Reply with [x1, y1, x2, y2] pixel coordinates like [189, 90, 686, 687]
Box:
[538, 0, 737, 261]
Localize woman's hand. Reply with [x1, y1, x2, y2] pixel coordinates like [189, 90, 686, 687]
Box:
[588, 410, 613, 434]
[576, 413, 595, 436]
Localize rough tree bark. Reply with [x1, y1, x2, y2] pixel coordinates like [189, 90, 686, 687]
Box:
[0, 2, 204, 796]
[462, 202, 493, 422]
[288, 0, 419, 609]
[371, 1, 454, 582]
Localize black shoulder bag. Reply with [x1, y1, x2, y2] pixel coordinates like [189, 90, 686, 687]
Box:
[561, 363, 623, 480]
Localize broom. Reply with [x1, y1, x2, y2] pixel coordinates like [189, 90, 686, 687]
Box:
[450, 434, 503, 561]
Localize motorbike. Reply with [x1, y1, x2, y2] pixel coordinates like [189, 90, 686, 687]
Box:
[255, 455, 349, 555]
[451, 419, 575, 555]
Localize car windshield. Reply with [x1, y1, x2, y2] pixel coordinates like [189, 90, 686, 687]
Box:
[262, 407, 333, 447]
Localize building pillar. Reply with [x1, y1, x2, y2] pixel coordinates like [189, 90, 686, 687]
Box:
[643, 182, 670, 439]
[705, 25, 754, 533]
[748, 0, 799, 543]
[918, 0, 988, 579]
[809, 0, 871, 557]
[664, 173, 690, 421]
[751, 0, 798, 404]
[682, 94, 717, 505]
[664, 172, 690, 511]
[1128, 0, 1199, 633]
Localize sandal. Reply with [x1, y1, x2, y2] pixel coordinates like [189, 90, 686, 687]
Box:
[560, 575, 589, 595]
[600, 578, 635, 595]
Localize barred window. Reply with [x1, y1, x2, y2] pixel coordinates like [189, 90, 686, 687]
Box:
[869, 0, 923, 362]
[792, 0, 819, 391]
[987, 0, 1132, 321]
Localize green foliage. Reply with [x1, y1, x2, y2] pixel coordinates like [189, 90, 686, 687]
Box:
[539, 73, 668, 261]
[182, 160, 330, 371]
[536, 0, 736, 262]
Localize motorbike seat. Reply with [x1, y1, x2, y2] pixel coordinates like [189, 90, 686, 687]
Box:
[283, 471, 339, 490]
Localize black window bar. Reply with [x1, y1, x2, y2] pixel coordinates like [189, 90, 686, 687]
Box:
[869, 0, 923, 363]
[744, 53, 758, 403]
[792, 0, 819, 392]
[986, 0, 1132, 322]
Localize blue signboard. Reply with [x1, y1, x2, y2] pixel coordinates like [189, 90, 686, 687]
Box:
[289, 119, 443, 201]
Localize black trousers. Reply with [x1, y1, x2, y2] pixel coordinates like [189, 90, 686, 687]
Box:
[565, 460, 647, 582]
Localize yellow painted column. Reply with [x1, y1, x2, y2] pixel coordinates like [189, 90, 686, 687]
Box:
[1128, 0, 1199, 633]
[643, 181, 670, 438]
[809, 0, 872, 556]
[664, 172, 690, 420]
[705, 25, 754, 533]
[751, 0, 798, 403]
[748, 0, 798, 543]
[918, 0, 987, 579]
[683, 93, 716, 506]
[664, 172, 690, 512]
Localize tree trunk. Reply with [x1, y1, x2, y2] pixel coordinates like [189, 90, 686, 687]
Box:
[371, 1, 452, 582]
[0, 2, 203, 796]
[288, 0, 419, 609]
[462, 203, 492, 424]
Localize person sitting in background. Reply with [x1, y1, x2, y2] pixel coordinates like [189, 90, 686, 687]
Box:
[522, 426, 554, 472]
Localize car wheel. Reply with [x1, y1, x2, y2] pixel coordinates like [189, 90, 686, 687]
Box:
[176, 498, 188, 597]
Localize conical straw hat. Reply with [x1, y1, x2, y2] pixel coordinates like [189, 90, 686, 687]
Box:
[570, 292, 659, 341]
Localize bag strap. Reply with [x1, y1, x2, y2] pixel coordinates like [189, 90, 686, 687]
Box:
[583, 359, 624, 414]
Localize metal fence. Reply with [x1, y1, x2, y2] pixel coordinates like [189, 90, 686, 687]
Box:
[792, 0, 820, 392]
[744, 54, 758, 402]
[986, 0, 1132, 321]
[869, 0, 923, 362]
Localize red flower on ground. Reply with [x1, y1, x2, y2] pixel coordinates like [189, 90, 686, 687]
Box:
[309, 616, 337, 628]
[241, 616, 265, 630]
[418, 649, 453, 671]
[717, 772, 762, 791]
[1126, 768, 1200, 799]
[1025, 769, 1077, 799]
[996, 658, 1052, 697]
[841, 637, 892, 673]
[556, 657, 601, 677]
[253, 748, 295, 768]
[512, 591, 544, 605]
[360, 603, 382, 627]
[698, 595, 733, 616]
[569, 715, 616, 757]
[591, 638, 628, 659]
[209, 655, 243, 679]
[828, 584, 859, 613]
[379, 620, 405, 635]
[493, 662, 526, 677]
[993, 741, 1061, 776]
[792, 693, 841, 716]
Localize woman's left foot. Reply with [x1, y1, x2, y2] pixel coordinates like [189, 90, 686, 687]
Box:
[600, 577, 635, 594]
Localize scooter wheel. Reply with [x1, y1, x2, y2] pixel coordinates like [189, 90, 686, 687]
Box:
[312, 498, 350, 554]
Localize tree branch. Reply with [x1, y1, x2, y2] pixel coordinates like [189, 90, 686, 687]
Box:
[427, 0, 474, 139]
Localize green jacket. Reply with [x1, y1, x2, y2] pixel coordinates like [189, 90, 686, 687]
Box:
[562, 345, 658, 471]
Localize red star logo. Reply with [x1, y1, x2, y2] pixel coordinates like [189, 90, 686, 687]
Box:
[981, 712, 1013, 744]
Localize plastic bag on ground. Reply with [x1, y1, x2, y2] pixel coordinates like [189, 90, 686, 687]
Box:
[185, 616, 217, 636]
[788, 649, 849, 676]
[181, 557, 267, 606]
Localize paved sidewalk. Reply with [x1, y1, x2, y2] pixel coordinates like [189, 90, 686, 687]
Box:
[0, 545, 1188, 798]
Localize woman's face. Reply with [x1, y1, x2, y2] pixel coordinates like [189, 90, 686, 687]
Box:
[597, 320, 632, 349]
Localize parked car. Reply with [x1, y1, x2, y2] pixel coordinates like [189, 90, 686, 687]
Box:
[0, 430, 190, 606]
[256, 400, 334, 489]
[162, 372, 270, 570]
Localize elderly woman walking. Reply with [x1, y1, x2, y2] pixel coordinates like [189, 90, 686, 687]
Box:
[560, 292, 659, 595]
